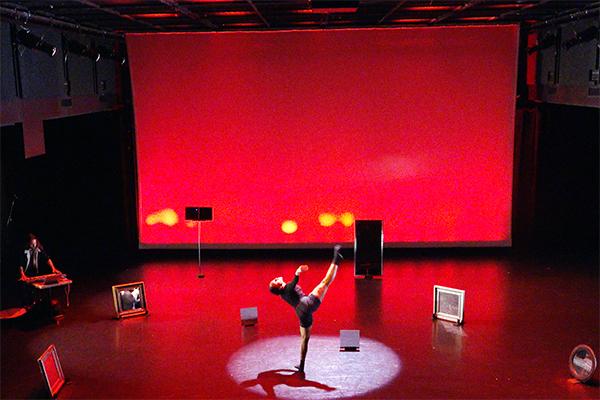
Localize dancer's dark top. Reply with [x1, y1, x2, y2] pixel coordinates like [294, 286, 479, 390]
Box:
[280, 275, 303, 307]
[280, 275, 321, 328]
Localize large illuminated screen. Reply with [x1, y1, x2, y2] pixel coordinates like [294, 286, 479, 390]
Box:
[127, 26, 518, 248]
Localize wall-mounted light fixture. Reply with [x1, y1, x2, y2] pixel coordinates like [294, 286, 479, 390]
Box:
[16, 26, 57, 57]
[527, 32, 557, 54]
[563, 26, 599, 50]
[96, 44, 126, 65]
[66, 39, 100, 62]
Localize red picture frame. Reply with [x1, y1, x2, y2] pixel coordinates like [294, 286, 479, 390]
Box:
[37, 344, 65, 397]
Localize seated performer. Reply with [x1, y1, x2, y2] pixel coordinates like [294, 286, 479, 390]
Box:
[18, 233, 61, 280]
[18, 233, 63, 311]
[269, 245, 343, 372]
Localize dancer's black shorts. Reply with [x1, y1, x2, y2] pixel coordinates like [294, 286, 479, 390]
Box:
[295, 294, 321, 328]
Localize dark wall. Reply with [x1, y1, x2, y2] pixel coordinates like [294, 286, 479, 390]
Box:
[533, 104, 599, 253]
[44, 111, 137, 268]
[0, 21, 120, 102]
[1, 123, 25, 272]
[1, 22, 17, 101]
[535, 17, 599, 108]
[1, 111, 136, 284]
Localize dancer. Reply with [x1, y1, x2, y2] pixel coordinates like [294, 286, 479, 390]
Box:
[269, 245, 343, 372]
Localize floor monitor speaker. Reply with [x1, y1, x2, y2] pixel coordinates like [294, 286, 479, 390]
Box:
[354, 220, 383, 278]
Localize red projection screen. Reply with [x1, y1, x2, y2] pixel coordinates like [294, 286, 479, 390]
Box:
[127, 26, 519, 249]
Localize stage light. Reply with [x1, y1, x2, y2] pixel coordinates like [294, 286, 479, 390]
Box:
[16, 27, 57, 57]
[281, 220, 298, 234]
[527, 32, 556, 54]
[563, 26, 599, 50]
[66, 39, 100, 62]
[96, 44, 126, 65]
[318, 213, 336, 227]
[96, 44, 114, 59]
[146, 208, 179, 226]
[338, 212, 354, 227]
[569, 344, 597, 382]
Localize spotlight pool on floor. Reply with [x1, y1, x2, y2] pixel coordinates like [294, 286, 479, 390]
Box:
[227, 335, 401, 399]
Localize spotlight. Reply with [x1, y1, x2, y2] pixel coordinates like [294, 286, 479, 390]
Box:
[96, 44, 114, 60]
[96, 44, 126, 65]
[66, 39, 100, 62]
[569, 344, 597, 383]
[527, 32, 556, 54]
[16, 27, 57, 57]
[563, 26, 599, 50]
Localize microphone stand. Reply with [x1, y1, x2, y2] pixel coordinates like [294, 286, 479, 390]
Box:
[197, 221, 204, 278]
[6, 195, 17, 227]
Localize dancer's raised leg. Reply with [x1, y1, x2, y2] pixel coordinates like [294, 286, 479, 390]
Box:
[310, 245, 343, 301]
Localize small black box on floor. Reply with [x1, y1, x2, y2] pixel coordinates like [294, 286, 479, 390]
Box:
[240, 307, 258, 326]
[339, 329, 360, 351]
[354, 220, 383, 278]
[185, 207, 213, 221]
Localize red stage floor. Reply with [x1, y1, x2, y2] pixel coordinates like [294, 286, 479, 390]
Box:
[1, 250, 598, 399]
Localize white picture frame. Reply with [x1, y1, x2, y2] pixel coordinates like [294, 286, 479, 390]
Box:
[433, 285, 465, 325]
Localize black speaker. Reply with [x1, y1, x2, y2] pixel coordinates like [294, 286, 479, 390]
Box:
[185, 207, 213, 221]
[354, 220, 383, 277]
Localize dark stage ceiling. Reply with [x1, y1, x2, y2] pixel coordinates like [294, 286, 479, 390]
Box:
[0, 1, 598, 36]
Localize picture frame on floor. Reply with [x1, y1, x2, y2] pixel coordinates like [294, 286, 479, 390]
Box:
[111, 281, 148, 319]
[37, 344, 65, 397]
[433, 285, 465, 325]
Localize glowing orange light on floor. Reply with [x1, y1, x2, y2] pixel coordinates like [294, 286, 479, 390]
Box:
[145, 208, 179, 227]
[318, 213, 337, 227]
[281, 220, 298, 234]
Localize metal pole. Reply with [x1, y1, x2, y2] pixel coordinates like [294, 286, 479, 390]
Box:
[197, 222, 204, 278]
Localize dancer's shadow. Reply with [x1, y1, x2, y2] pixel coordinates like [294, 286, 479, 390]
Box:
[240, 368, 336, 398]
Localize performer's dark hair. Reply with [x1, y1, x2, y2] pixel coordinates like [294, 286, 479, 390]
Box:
[26, 233, 43, 250]
[269, 286, 283, 295]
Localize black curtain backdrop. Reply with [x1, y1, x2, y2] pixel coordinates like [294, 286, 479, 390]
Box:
[534, 104, 599, 253]
[1, 123, 26, 281]
[1, 111, 136, 308]
[42, 110, 135, 270]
